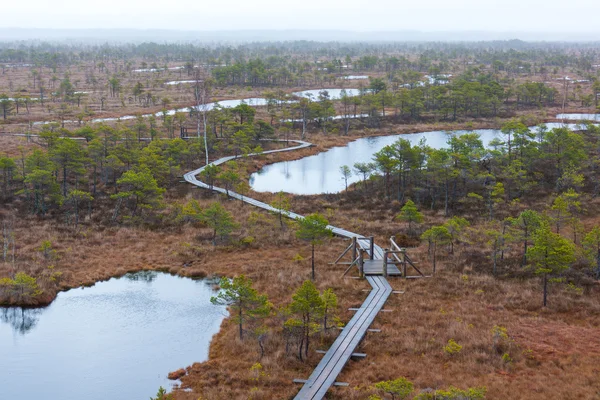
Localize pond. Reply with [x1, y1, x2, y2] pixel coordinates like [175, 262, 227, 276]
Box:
[165, 80, 198, 85]
[249, 123, 579, 195]
[293, 88, 360, 100]
[33, 89, 363, 126]
[557, 113, 600, 121]
[0, 272, 226, 400]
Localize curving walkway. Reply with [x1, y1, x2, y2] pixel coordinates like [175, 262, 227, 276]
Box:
[183, 140, 392, 400]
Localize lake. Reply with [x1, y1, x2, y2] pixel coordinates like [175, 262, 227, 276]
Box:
[0, 272, 226, 400]
[249, 123, 581, 195]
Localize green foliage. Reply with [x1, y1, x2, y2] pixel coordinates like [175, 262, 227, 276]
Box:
[200, 164, 220, 189]
[111, 168, 165, 215]
[149, 386, 173, 400]
[528, 224, 576, 275]
[270, 191, 291, 229]
[217, 169, 240, 197]
[443, 339, 463, 355]
[0, 272, 42, 302]
[396, 199, 423, 235]
[296, 213, 333, 245]
[421, 225, 452, 273]
[373, 377, 414, 400]
[582, 226, 600, 279]
[565, 282, 583, 295]
[340, 165, 352, 191]
[38, 240, 58, 261]
[249, 362, 266, 382]
[211, 275, 271, 340]
[414, 386, 486, 400]
[508, 209, 543, 265]
[296, 213, 333, 280]
[527, 224, 576, 306]
[320, 288, 338, 331]
[180, 199, 203, 223]
[200, 202, 239, 245]
[287, 280, 325, 360]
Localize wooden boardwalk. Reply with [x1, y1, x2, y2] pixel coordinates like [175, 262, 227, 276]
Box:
[183, 140, 393, 400]
[294, 274, 391, 399]
[362, 259, 402, 276]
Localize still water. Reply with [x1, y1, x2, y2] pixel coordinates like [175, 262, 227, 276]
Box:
[0, 272, 226, 400]
[249, 123, 582, 195]
[557, 113, 600, 121]
[33, 88, 363, 126]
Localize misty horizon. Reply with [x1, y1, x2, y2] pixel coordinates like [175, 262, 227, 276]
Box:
[1, 0, 599, 43]
[0, 28, 599, 44]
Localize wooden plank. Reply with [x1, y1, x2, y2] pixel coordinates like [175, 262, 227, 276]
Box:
[318, 350, 366, 358]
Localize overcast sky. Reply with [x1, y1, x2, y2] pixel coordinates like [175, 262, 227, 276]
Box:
[3, 0, 600, 33]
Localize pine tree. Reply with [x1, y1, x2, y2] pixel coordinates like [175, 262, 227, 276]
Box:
[527, 224, 576, 306]
[211, 275, 271, 340]
[396, 199, 423, 236]
[288, 280, 324, 360]
[200, 202, 239, 245]
[296, 213, 333, 280]
[421, 225, 451, 274]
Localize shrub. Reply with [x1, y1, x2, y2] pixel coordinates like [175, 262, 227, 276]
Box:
[373, 377, 414, 400]
[444, 339, 463, 355]
[414, 386, 486, 400]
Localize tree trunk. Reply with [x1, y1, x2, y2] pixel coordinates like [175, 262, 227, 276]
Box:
[239, 306, 243, 340]
[543, 273, 548, 307]
[432, 244, 437, 274]
[311, 243, 315, 280]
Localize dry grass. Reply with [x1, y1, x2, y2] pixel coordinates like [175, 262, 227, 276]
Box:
[1, 113, 600, 398]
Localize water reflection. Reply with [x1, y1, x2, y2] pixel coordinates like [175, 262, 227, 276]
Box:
[0, 307, 42, 335]
[124, 270, 158, 283]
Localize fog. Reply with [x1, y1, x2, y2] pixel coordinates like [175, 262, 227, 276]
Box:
[1, 0, 599, 41]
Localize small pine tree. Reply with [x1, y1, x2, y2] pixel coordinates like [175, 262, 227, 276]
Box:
[296, 213, 333, 280]
[200, 202, 239, 245]
[288, 280, 324, 360]
[527, 224, 576, 306]
[211, 275, 271, 340]
[373, 377, 414, 400]
[421, 225, 451, 274]
[396, 199, 423, 236]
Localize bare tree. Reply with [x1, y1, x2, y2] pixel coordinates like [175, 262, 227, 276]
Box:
[194, 69, 211, 165]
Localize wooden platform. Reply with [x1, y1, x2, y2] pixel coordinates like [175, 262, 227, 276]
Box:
[362, 259, 402, 276]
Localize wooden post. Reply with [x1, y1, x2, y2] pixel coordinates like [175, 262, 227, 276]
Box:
[401, 249, 407, 278]
[369, 237, 375, 260]
[383, 250, 388, 277]
[359, 250, 364, 278]
[352, 237, 357, 264]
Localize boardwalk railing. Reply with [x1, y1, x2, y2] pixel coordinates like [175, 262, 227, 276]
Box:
[183, 140, 392, 400]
